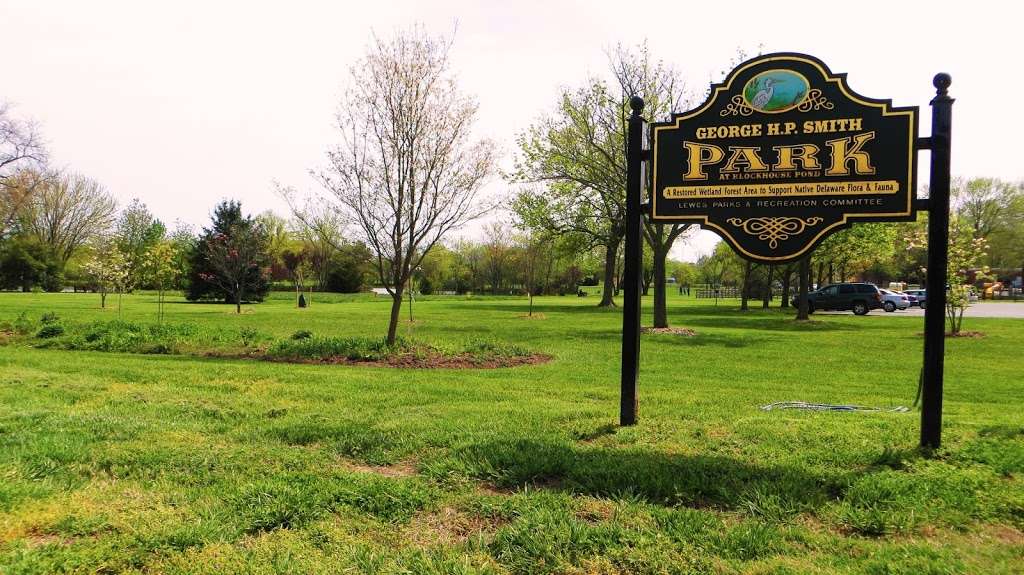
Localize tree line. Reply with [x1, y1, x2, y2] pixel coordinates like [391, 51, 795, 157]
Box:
[690, 175, 1024, 326]
[4, 28, 1021, 343]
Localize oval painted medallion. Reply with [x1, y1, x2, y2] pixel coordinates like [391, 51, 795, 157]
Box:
[742, 69, 810, 113]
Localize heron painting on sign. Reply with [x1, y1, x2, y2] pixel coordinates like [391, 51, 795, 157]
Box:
[743, 69, 809, 112]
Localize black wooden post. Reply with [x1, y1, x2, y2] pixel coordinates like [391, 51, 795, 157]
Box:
[921, 73, 953, 449]
[620, 96, 644, 426]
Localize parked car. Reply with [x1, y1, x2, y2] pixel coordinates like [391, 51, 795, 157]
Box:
[878, 289, 910, 312]
[790, 282, 884, 315]
[904, 288, 926, 308]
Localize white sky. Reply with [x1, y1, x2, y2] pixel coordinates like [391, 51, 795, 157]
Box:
[2, 0, 1021, 261]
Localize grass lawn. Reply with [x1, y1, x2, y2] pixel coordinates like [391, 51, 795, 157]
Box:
[0, 290, 1021, 574]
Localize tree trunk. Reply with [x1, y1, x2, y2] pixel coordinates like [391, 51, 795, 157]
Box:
[740, 260, 752, 311]
[641, 267, 652, 296]
[653, 245, 669, 328]
[101, 290, 107, 309]
[796, 256, 810, 320]
[762, 265, 774, 309]
[599, 239, 619, 307]
[780, 265, 792, 308]
[386, 288, 404, 345]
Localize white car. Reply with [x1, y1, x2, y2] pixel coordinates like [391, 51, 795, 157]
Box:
[878, 289, 910, 312]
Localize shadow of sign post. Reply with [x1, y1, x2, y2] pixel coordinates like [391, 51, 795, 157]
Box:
[620, 53, 953, 449]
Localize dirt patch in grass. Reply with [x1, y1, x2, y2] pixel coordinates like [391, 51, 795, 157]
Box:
[641, 326, 696, 336]
[340, 459, 418, 478]
[401, 506, 506, 547]
[980, 523, 1024, 545]
[21, 531, 76, 548]
[575, 498, 617, 524]
[475, 483, 513, 497]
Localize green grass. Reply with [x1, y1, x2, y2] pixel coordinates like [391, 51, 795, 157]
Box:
[0, 290, 1021, 574]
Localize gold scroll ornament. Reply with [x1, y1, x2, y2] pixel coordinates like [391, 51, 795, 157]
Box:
[726, 217, 824, 249]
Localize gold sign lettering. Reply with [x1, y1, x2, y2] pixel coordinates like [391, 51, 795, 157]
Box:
[825, 131, 876, 176]
[682, 141, 725, 180]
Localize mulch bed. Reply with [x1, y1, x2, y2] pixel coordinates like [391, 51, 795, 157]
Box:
[915, 331, 986, 338]
[946, 331, 985, 338]
[266, 351, 552, 369]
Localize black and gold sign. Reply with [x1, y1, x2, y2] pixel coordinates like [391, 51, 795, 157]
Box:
[650, 53, 918, 262]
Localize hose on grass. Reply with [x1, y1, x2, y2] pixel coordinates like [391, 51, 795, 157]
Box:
[760, 401, 910, 413]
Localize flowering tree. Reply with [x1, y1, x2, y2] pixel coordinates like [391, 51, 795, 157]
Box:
[201, 223, 270, 314]
[83, 236, 129, 310]
[312, 27, 496, 345]
[907, 214, 989, 334]
[186, 201, 271, 306]
[143, 241, 180, 323]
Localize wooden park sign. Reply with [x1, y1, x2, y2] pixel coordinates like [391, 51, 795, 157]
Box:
[620, 52, 954, 449]
[648, 53, 917, 263]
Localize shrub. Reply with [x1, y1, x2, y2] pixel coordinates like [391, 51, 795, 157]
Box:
[462, 339, 532, 359]
[35, 320, 242, 354]
[239, 327, 265, 347]
[13, 312, 34, 335]
[40, 312, 60, 324]
[291, 329, 313, 340]
[36, 324, 65, 338]
[267, 336, 409, 362]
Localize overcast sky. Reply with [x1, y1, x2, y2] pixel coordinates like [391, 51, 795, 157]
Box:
[2, 1, 1021, 261]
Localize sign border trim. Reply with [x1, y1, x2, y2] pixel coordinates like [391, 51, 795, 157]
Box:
[649, 52, 919, 262]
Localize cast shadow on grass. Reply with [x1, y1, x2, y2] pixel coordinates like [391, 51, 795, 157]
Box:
[678, 315, 859, 333]
[427, 438, 843, 521]
[577, 329, 766, 348]
[452, 302, 627, 316]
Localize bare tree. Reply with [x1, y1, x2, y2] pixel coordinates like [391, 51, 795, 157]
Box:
[0, 103, 46, 182]
[1, 104, 48, 238]
[24, 172, 117, 264]
[276, 189, 346, 294]
[484, 221, 512, 294]
[518, 231, 552, 316]
[313, 27, 497, 344]
[1, 168, 50, 240]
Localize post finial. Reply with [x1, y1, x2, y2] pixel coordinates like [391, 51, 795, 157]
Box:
[629, 96, 645, 115]
[933, 73, 952, 95]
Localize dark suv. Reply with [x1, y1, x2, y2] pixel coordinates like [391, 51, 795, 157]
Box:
[791, 282, 883, 315]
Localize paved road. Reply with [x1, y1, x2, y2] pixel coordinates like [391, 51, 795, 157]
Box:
[821, 302, 1024, 318]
